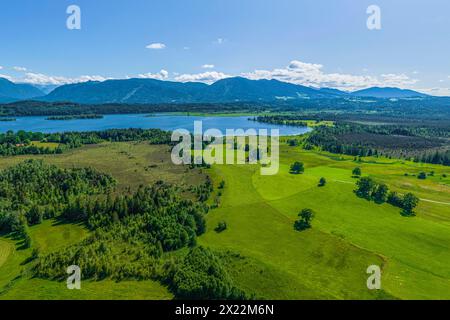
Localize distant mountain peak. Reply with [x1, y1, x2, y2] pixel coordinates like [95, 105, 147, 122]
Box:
[352, 87, 428, 98]
[0, 77, 45, 103]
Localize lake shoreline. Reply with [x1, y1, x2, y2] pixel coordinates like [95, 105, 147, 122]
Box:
[0, 114, 311, 136]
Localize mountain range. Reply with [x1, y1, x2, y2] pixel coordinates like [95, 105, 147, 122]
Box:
[0, 76, 431, 105]
[0, 78, 45, 103]
[352, 87, 429, 99]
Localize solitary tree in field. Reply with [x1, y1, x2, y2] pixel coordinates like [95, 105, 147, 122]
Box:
[318, 177, 327, 187]
[215, 221, 227, 233]
[402, 193, 419, 216]
[290, 161, 305, 174]
[418, 172, 427, 180]
[352, 167, 362, 177]
[294, 208, 315, 231]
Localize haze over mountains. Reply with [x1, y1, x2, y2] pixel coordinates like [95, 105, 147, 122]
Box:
[0, 76, 431, 105]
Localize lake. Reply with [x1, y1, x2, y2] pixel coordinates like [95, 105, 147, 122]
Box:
[0, 114, 311, 136]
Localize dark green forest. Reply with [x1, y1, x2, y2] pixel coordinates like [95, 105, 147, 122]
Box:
[2, 97, 450, 118]
[0, 159, 248, 299]
[305, 123, 450, 166]
[257, 115, 450, 166]
[0, 129, 172, 156]
[46, 114, 104, 121]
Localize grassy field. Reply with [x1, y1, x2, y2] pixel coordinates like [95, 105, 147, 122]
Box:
[0, 220, 173, 300]
[0, 142, 205, 192]
[201, 142, 450, 299]
[0, 142, 204, 300]
[0, 140, 449, 299]
[267, 120, 334, 127]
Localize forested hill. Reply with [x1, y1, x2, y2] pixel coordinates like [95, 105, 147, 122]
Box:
[0, 78, 44, 103]
[1, 96, 450, 119]
[1, 76, 432, 105]
[41, 77, 336, 104]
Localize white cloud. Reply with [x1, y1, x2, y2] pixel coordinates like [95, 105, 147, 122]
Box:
[13, 66, 27, 72]
[417, 87, 450, 96]
[2, 58, 444, 95]
[175, 71, 231, 83]
[146, 43, 166, 50]
[0, 74, 13, 81]
[76, 75, 109, 83]
[214, 38, 225, 45]
[380, 73, 418, 87]
[0, 66, 3, 70]
[22, 73, 69, 85]
[9, 72, 110, 85]
[242, 60, 419, 91]
[138, 69, 169, 80]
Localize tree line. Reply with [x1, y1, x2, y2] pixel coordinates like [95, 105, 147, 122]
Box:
[355, 177, 419, 215]
[0, 160, 116, 247]
[46, 114, 103, 121]
[0, 128, 172, 156]
[304, 122, 450, 166]
[33, 180, 248, 299]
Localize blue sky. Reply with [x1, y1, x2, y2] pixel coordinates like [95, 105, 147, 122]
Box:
[1, 0, 450, 94]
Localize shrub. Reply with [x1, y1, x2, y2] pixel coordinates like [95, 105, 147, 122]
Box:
[215, 221, 227, 233]
[294, 209, 315, 231]
[290, 162, 304, 174]
[352, 167, 362, 177]
[418, 172, 427, 180]
[318, 177, 327, 187]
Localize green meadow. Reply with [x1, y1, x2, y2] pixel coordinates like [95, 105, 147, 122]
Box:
[0, 139, 449, 299]
[202, 142, 450, 299]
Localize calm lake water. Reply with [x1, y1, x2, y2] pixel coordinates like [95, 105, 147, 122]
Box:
[0, 114, 311, 136]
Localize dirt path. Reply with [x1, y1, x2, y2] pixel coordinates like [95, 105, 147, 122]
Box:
[419, 198, 450, 206]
